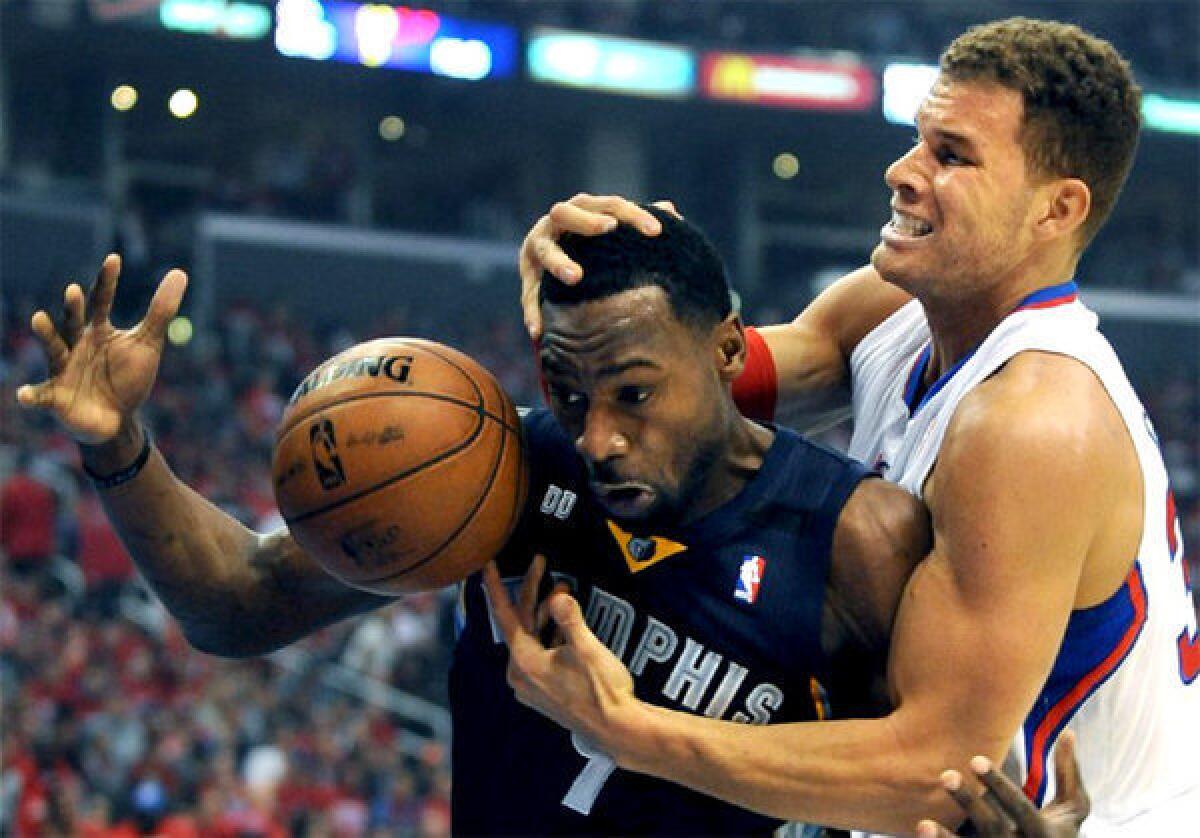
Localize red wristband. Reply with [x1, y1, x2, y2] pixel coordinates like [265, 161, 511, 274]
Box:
[733, 326, 777, 421]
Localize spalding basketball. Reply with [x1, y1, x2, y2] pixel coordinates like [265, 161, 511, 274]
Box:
[272, 338, 527, 594]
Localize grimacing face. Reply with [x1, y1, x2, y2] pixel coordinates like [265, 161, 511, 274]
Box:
[539, 286, 729, 529]
[871, 77, 1049, 302]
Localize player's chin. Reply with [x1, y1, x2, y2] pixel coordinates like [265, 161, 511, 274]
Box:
[870, 246, 925, 293]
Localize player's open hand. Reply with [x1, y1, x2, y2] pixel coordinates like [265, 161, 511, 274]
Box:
[519, 194, 676, 340]
[16, 254, 187, 444]
[916, 732, 1089, 838]
[483, 557, 636, 753]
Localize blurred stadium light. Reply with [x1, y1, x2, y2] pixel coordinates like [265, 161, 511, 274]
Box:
[700, 51, 875, 111]
[1143, 93, 1200, 136]
[527, 28, 695, 98]
[274, 0, 517, 79]
[159, 0, 271, 39]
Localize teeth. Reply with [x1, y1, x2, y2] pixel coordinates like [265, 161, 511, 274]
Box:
[891, 210, 932, 236]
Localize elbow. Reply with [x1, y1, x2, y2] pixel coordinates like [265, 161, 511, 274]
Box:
[178, 614, 289, 659]
[180, 624, 265, 658]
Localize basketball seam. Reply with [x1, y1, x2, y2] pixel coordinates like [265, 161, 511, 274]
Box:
[283, 403, 487, 525]
[402, 340, 527, 434]
[277, 390, 517, 442]
[354, 409, 514, 584]
[406, 340, 484, 410]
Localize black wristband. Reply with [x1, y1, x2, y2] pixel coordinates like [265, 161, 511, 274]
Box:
[83, 431, 153, 490]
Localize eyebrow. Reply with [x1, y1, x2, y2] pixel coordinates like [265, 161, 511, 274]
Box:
[915, 113, 981, 155]
[596, 359, 661, 379]
[540, 355, 661, 379]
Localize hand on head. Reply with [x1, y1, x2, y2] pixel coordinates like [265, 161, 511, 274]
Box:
[519, 194, 679, 340]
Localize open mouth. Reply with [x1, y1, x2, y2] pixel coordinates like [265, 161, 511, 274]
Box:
[883, 208, 934, 240]
[592, 482, 657, 515]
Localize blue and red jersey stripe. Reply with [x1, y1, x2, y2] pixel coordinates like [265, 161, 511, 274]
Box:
[904, 280, 1079, 414]
[1012, 280, 1079, 312]
[1021, 561, 1148, 804]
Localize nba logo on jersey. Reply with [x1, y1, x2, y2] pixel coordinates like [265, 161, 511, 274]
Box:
[734, 555, 766, 604]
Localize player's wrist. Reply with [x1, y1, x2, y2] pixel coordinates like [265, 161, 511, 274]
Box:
[606, 699, 671, 774]
[80, 419, 147, 481]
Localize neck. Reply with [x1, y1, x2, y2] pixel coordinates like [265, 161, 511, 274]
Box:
[683, 408, 774, 526]
[920, 255, 1076, 380]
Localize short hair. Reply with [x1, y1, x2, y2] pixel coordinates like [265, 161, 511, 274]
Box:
[940, 17, 1142, 246]
[540, 206, 732, 330]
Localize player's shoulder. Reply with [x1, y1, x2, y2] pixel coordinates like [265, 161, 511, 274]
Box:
[769, 427, 871, 510]
[520, 407, 572, 456]
[950, 350, 1122, 454]
[933, 351, 1127, 514]
[519, 406, 589, 495]
[836, 478, 929, 558]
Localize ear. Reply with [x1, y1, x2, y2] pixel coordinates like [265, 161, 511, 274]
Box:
[1034, 177, 1091, 244]
[713, 314, 747, 383]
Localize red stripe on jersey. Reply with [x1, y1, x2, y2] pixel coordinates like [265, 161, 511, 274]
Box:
[1022, 564, 1147, 801]
[1167, 489, 1179, 559]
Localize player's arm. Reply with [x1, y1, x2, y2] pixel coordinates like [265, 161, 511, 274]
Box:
[749, 266, 911, 429]
[17, 256, 389, 657]
[518, 193, 910, 429]
[86, 421, 388, 656]
[610, 371, 1106, 832]
[819, 476, 930, 716]
[489, 364, 1110, 833]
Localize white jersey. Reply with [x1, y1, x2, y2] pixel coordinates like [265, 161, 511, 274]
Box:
[847, 281, 1200, 834]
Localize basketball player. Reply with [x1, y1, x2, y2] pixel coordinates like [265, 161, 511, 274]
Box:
[21, 213, 948, 834]
[514, 17, 1199, 836]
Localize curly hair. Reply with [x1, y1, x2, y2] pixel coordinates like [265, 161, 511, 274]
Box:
[540, 205, 732, 330]
[941, 18, 1142, 246]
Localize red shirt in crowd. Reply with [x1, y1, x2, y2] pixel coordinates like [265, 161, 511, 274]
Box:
[1, 472, 56, 562]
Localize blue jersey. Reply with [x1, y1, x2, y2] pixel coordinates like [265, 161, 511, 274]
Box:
[450, 409, 869, 835]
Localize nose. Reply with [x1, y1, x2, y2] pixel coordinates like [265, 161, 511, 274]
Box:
[575, 406, 629, 467]
[884, 142, 926, 204]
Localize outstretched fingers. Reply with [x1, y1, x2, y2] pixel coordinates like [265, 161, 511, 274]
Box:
[482, 562, 537, 655]
[517, 554, 547, 633]
[61, 283, 86, 347]
[30, 310, 69, 374]
[86, 253, 121, 327]
[543, 590, 596, 652]
[134, 269, 188, 345]
[15, 379, 60, 410]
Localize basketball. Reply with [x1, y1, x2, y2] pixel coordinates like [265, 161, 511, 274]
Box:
[272, 338, 527, 595]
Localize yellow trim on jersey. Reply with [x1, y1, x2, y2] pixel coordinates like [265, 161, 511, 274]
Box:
[809, 677, 831, 721]
[606, 520, 688, 574]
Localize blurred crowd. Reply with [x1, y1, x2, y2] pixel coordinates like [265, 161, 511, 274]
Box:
[2, 278, 1197, 836]
[0, 292, 544, 837]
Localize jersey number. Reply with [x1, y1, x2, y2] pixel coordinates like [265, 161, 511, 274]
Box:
[1168, 490, 1200, 684]
[562, 733, 617, 815]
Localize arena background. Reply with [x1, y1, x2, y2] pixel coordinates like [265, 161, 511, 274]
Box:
[1, 1, 1196, 834]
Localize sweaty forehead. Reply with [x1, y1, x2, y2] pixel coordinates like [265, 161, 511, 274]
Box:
[540, 287, 689, 367]
[918, 77, 1024, 147]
